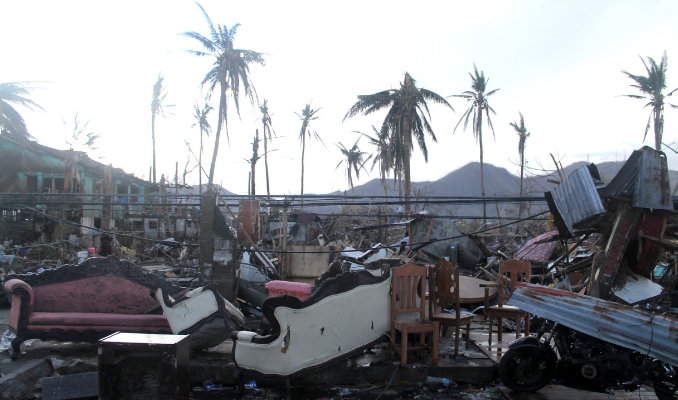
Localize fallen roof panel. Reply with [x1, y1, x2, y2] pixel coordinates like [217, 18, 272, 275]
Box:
[509, 283, 678, 366]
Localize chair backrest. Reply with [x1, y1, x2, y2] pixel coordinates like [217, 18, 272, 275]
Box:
[498, 259, 531, 306]
[428, 259, 460, 319]
[391, 263, 427, 322]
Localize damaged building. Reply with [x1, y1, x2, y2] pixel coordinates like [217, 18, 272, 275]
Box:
[0, 135, 200, 245]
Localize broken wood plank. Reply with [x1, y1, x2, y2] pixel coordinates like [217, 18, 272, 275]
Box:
[473, 256, 499, 280]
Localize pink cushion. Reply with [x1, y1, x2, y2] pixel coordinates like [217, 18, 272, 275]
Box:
[31, 276, 157, 314]
[265, 281, 313, 300]
[28, 312, 170, 328]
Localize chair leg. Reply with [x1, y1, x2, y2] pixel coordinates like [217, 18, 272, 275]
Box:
[432, 322, 439, 366]
[285, 377, 291, 400]
[465, 323, 471, 351]
[525, 313, 530, 337]
[497, 317, 503, 342]
[454, 324, 460, 357]
[400, 325, 408, 367]
[390, 326, 396, 358]
[488, 315, 493, 345]
[419, 330, 425, 359]
[441, 325, 449, 338]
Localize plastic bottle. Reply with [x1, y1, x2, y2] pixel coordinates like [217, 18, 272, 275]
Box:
[426, 376, 452, 387]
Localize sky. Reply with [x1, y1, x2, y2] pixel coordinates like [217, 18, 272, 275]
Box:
[2, 0, 678, 196]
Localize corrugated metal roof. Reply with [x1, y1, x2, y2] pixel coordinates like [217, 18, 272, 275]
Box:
[549, 165, 606, 234]
[509, 283, 678, 366]
[602, 146, 672, 211]
[513, 231, 559, 264]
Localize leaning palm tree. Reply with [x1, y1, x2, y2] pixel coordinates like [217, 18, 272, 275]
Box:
[151, 73, 173, 184]
[358, 125, 393, 198]
[191, 100, 213, 195]
[259, 99, 275, 197]
[296, 103, 323, 203]
[336, 138, 372, 195]
[451, 64, 500, 222]
[181, 3, 265, 190]
[509, 113, 530, 218]
[0, 81, 44, 140]
[344, 73, 452, 210]
[621, 51, 678, 151]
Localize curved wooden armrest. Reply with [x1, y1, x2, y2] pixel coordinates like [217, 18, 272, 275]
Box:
[4, 279, 34, 306]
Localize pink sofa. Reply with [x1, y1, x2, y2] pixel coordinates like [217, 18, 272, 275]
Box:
[4, 255, 177, 359]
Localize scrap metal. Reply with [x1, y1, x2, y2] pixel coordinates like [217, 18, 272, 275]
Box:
[509, 282, 678, 367]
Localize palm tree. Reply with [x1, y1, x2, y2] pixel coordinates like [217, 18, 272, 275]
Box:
[151, 73, 173, 184]
[259, 99, 275, 197]
[296, 103, 323, 204]
[344, 73, 452, 210]
[509, 113, 530, 218]
[451, 64, 500, 222]
[191, 100, 213, 195]
[0, 81, 44, 140]
[336, 138, 372, 195]
[621, 52, 678, 151]
[64, 112, 100, 152]
[358, 125, 393, 198]
[181, 3, 265, 190]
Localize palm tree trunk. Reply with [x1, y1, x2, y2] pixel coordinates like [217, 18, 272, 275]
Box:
[349, 169, 354, 196]
[300, 133, 306, 210]
[518, 152, 525, 218]
[264, 124, 271, 198]
[655, 107, 662, 151]
[152, 113, 157, 184]
[403, 113, 412, 212]
[199, 128, 203, 195]
[208, 88, 227, 191]
[251, 161, 256, 196]
[479, 127, 486, 224]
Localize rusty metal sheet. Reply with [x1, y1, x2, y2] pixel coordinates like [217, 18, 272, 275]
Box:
[602, 146, 672, 211]
[549, 165, 606, 235]
[237, 200, 260, 242]
[509, 283, 678, 366]
[513, 231, 559, 264]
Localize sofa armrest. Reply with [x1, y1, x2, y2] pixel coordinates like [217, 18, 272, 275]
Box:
[232, 330, 267, 343]
[4, 279, 34, 331]
[235, 331, 258, 342]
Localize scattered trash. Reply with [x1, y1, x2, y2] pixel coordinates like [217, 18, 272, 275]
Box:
[425, 376, 454, 387]
[0, 329, 16, 351]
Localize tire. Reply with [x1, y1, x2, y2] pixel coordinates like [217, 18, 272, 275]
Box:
[499, 347, 556, 392]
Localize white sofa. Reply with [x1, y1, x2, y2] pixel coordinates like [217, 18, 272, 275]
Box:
[232, 270, 391, 380]
[155, 280, 245, 350]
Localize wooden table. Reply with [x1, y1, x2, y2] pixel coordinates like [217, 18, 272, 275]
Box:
[459, 276, 497, 304]
[98, 332, 190, 400]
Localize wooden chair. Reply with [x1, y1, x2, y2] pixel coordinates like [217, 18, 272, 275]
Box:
[428, 259, 472, 357]
[390, 263, 439, 366]
[482, 259, 531, 344]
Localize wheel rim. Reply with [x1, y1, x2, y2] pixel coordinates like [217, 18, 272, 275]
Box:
[510, 354, 548, 386]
